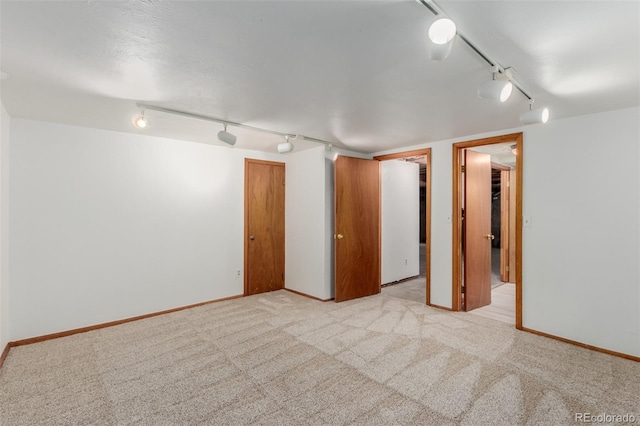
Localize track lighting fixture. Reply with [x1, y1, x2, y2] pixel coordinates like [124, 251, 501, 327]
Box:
[277, 135, 294, 154]
[217, 123, 237, 146]
[417, 2, 552, 123]
[478, 69, 513, 103]
[427, 17, 456, 61]
[136, 103, 338, 152]
[132, 111, 148, 129]
[520, 102, 549, 125]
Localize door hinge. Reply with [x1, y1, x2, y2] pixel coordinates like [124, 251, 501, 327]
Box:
[461, 286, 466, 294]
[461, 165, 465, 173]
[506, 266, 510, 272]
[282, 179, 285, 186]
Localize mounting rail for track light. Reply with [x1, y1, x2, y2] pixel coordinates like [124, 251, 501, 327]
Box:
[135, 103, 338, 147]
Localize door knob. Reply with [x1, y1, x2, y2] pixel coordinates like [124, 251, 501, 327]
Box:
[335, 234, 344, 240]
[249, 235, 255, 240]
[485, 234, 495, 240]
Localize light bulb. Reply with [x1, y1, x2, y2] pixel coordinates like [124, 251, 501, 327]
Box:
[500, 81, 513, 102]
[428, 18, 456, 44]
[132, 114, 147, 129]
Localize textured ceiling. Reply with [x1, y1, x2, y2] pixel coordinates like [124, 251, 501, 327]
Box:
[1, 1, 638, 154]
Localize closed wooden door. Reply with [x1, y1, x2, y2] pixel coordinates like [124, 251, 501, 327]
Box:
[464, 149, 492, 311]
[335, 156, 380, 302]
[245, 159, 285, 296]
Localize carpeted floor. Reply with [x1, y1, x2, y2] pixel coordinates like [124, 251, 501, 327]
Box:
[1, 290, 638, 425]
[381, 277, 426, 304]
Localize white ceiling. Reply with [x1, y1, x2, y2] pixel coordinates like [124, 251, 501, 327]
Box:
[1, 1, 638, 154]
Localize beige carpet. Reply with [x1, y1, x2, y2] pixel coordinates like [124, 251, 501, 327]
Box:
[1, 290, 638, 425]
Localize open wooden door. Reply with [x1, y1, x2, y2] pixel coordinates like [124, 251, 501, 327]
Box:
[464, 149, 492, 311]
[334, 156, 380, 302]
[245, 159, 285, 296]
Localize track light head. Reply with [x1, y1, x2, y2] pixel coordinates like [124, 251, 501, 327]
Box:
[217, 123, 237, 146]
[477, 79, 513, 103]
[428, 17, 456, 44]
[427, 17, 456, 61]
[520, 107, 549, 125]
[428, 39, 455, 61]
[278, 136, 294, 154]
[132, 112, 148, 129]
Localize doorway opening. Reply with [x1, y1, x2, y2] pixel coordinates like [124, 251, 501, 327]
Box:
[374, 149, 431, 305]
[452, 133, 523, 329]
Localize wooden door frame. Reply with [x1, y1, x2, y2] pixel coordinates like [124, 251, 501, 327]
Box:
[244, 158, 286, 296]
[452, 133, 523, 329]
[374, 148, 432, 305]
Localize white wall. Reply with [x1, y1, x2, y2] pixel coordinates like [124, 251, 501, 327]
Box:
[8, 119, 281, 340]
[285, 146, 331, 300]
[429, 141, 454, 307]
[522, 107, 639, 357]
[373, 106, 640, 357]
[0, 102, 10, 351]
[381, 160, 419, 284]
[324, 155, 335, 299]
[6, 107, 639, 358]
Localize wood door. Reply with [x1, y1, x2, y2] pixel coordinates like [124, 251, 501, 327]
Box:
[464, 149, 492, 311]
[245, 159, 285, 296]
[335, 156, 380, 302]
